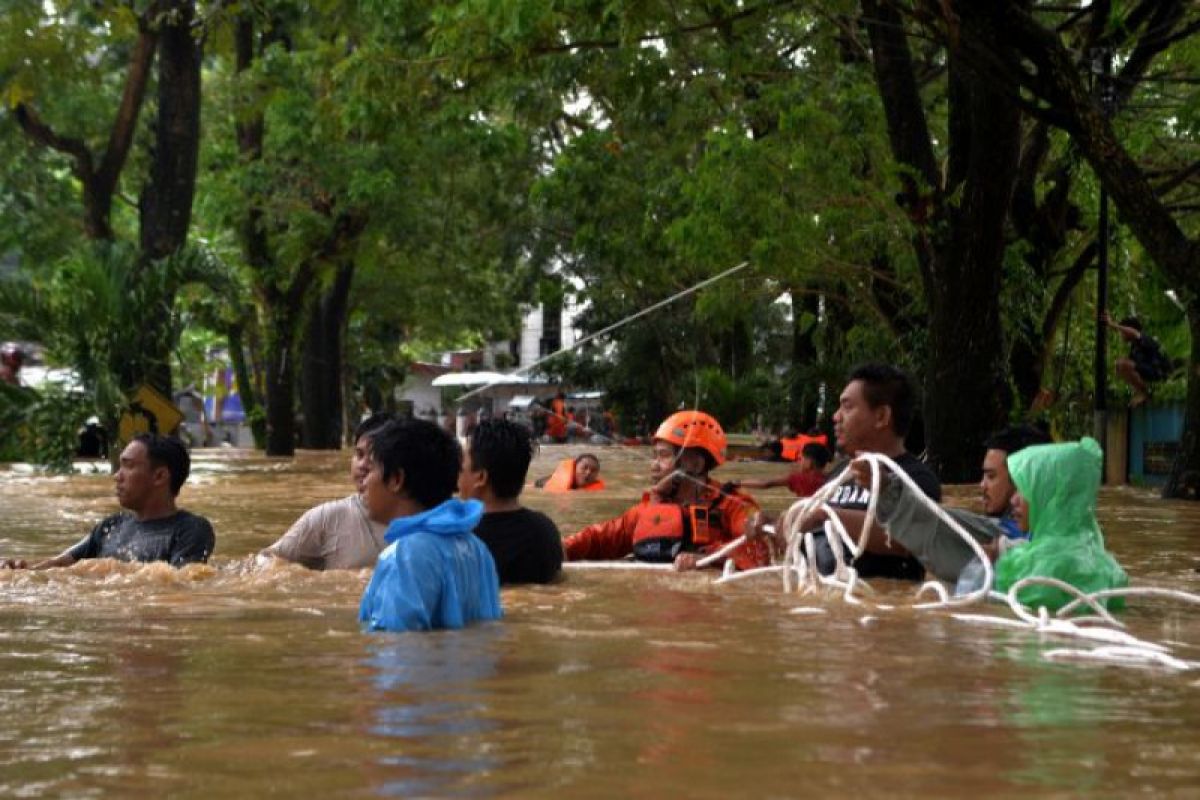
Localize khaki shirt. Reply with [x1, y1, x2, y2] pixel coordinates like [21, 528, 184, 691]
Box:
[266, 494, 386, 570]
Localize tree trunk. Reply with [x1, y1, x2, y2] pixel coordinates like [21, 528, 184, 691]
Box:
[264, 306, 299, 456]
[922, 46, 1021, 479]
[863, 0, 1018, 480]
[228, 323, 266, 449]
[135, 0, 201, 397]
[300, 263, 354, 449]
[139, 0, 200, 262]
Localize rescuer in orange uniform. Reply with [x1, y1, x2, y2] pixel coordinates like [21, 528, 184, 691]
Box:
[562, 411, 769, 572]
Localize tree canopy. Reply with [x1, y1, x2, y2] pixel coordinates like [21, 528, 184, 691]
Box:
[2, 0, 1200, 492]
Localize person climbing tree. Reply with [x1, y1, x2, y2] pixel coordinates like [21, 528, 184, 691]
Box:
[1102, 312, 1173, 408]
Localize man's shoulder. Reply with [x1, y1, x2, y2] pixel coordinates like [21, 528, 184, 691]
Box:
[892, 452, 941, 498]
[306, 494, 362, 520]
[479, 507, 560, 535]
[92, 511, 133, 535]
[171, 508, 213, 526]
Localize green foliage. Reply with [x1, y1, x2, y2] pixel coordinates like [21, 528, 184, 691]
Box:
[0, 380, 91, 472]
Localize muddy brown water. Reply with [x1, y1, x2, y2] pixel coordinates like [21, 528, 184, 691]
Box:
[1, 446, 1199, 798]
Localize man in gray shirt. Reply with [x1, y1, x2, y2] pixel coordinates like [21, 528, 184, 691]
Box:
[261, 414, 392, 570]
[3, 433, 214, 569]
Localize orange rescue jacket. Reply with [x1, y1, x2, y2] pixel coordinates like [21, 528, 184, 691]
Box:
[542, 458, 606, 493]
[563, 480, 769, 571]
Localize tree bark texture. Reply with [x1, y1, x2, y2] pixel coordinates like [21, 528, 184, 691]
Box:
[300, 263, 355, 449]
[862, 0, 1017, 480]
[139, 0, 200, 263]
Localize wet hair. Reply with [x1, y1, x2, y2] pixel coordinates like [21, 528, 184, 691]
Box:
[983, 424, 1051, 455]
[354, 412, 394, 442]
[847, 363, 917, 437]
[467, 419, 536, 499]
[1119, 316, 1143, 332]
[577, 452, 600, 468]
[132, 433, 190, 496]
[800, 442, 831, 468]
[369, 418, 461, 509]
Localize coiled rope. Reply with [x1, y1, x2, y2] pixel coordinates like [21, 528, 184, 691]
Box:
[756, 452, 1200, 671]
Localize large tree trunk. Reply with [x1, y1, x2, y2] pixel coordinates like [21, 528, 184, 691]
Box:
[264, 306, 299, 456]
[300, 263, 354, 449]
[140, 0, 200, 262]
[924, 47, 1021, 479]
[135, 0, 201, 397]
[863, 0, 1018, 480]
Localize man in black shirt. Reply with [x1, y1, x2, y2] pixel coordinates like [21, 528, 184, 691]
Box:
[1102, 312, 1173, 407]
[757, 363, 940, 580]
[458, 420, 562, 584]
[3, 433, 214, 570]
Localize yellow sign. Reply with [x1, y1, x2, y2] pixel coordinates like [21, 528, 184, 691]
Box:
[117, 384, 185, 443]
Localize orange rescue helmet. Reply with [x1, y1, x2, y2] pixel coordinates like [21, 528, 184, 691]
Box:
[654, 410, 727, 467]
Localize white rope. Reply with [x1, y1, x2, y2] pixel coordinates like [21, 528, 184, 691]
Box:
[772, 453, 993, 609]
[733, 451, 1200, 672]
[695, 535, 747, 569]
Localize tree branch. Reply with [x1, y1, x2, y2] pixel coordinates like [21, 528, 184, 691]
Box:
[12, 104, 94, 179]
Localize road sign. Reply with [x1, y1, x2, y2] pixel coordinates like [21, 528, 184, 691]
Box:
[117, 384, 184, 443]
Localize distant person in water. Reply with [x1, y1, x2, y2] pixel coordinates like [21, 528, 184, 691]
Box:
[1102, 311, 1173, 408]
[261, 413, 392, 570]
[358, 418, 502, 632]
[563, 411, 769, 572]
[3, 434, 214, 570]
[542, 391, 568, 443]
[735, 442, 830, 498]
[535, 453, 604, 492]
[459, 420, 563, 584]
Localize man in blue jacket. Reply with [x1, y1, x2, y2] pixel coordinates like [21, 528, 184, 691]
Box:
[358, 418, 502, 632]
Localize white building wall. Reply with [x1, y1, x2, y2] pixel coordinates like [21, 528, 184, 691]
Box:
[398, 375, 443, 418]
[517, 300, 586, 371]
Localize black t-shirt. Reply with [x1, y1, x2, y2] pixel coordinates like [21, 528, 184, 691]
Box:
[827, 451, 942, 508]
[820, 452, 941, 581]
[1130, 333, 1171, 382]
[68, 510, 215, 567]
[473, 508, 563, 585]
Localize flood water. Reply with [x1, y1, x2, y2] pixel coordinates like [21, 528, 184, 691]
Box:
[2, 445, 1199, 798]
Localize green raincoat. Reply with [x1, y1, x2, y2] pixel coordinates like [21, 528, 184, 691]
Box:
[994, 437, 1128, 611]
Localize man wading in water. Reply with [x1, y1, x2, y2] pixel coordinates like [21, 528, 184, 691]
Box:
[752, 364, 940, 581]
[261, 413, 392, 570]
[3, 434, 215, 569]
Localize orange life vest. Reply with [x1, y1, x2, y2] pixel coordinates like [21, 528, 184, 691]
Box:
[542, 458, 606, 493]
[631, 500, 726, 563]
[780, 433, 829, 462]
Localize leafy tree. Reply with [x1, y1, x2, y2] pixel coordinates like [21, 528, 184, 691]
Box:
[912, 1, 1200, 495]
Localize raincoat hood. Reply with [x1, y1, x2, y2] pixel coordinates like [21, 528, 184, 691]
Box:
[994, 437, 1127, 611]
[384, 498, 484, 543]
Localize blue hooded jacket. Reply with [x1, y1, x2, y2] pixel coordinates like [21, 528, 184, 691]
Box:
[359, 498, 502, 632]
